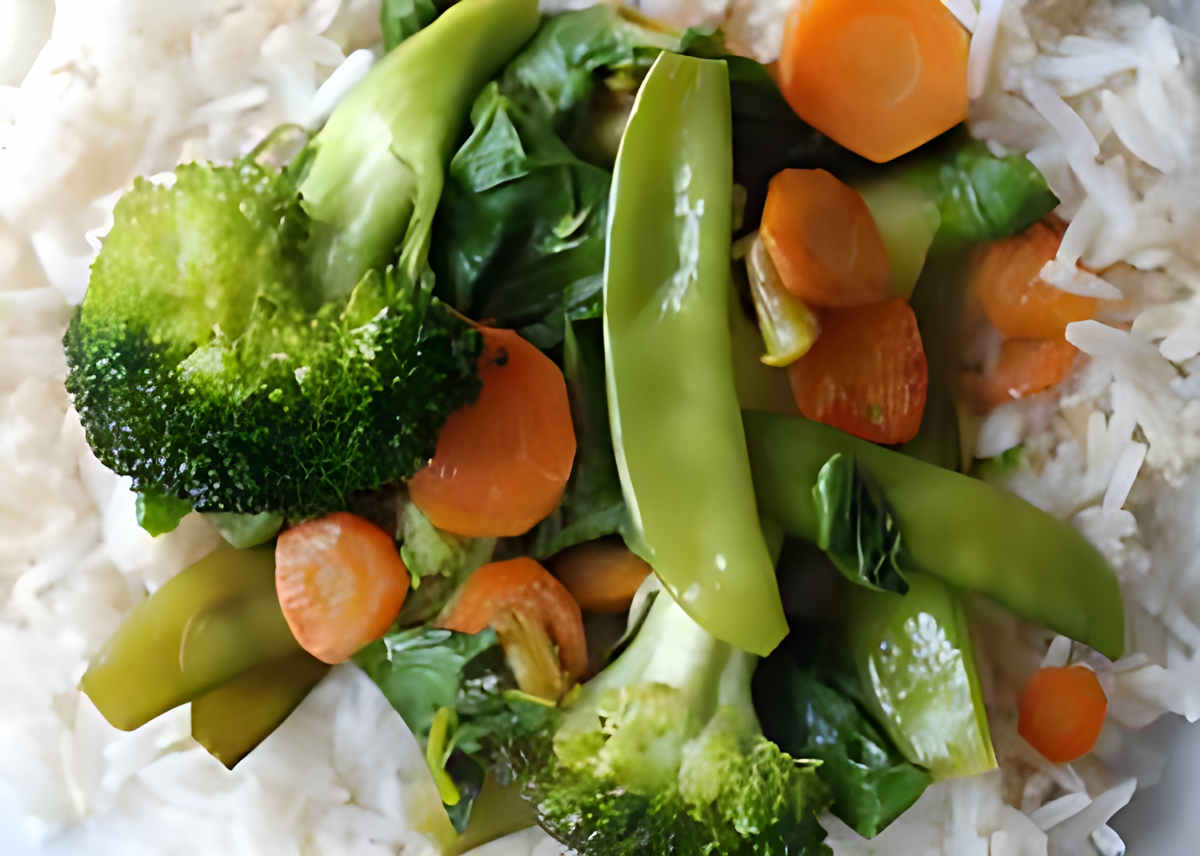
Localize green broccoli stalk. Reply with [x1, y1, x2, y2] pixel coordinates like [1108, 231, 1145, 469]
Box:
[505, 589, 832, 855]
[64, 0, 539, 519]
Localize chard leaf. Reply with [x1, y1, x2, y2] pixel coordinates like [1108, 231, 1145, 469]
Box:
[354, 626, 552, 832]
[136, 489, 192, 537]
[754, 654, 931, 839]
[812, 454, 907, 595]
[395, 500, 496, 626]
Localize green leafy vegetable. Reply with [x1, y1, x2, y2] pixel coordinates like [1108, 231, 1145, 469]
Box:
[755, 656, 931, 839]
[520, 319, 637, 558]
[432, 82, 612, 348]
[206, 511, 285, 549]
[355, 626, 553, 832]
[380, 0, 454, 50]
[899, 135, 1059, 251]
[812, 453, 907, 596]
[433, 6, 677, 348]
[136, 489, 192, 537]
[395, 500, 496, 626]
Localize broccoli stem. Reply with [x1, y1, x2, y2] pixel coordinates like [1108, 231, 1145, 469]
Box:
[568, 591, 759, 733]
[298, 0, 539, 300]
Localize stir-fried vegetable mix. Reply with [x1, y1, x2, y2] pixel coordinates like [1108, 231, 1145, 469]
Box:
[68, 0, 1127, 852]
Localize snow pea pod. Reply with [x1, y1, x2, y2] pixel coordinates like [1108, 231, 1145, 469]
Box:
[744, 412, 1125, 660]
[604, 52, 787, 656]
[81, 548, 301, 730]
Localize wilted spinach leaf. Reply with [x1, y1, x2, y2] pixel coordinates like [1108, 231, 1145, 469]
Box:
[812, 453, 907, 595]
[754, 653, 932, 839]
[515, 318, 641, 559]
[355, 626, 553, 832]
[899, 134, 1059, 250]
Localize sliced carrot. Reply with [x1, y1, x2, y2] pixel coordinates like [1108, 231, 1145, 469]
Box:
[787, 298, 928, 444]
[438, 557, 588, 679]
[760, 169, 892, 309]
[970, 220, 1098, 340]
[1018, 665, 1107, 764]
[778, 0, 969, 163]
[275, 512, 410, 665]
[965, 338, 1079, 410]
[409, 327, 577, 538]
[554, 540, 653, 614]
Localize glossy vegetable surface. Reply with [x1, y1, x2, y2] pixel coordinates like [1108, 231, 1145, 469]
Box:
[778, 0, 969, 163]
[1018, 664, 1109, 763]
[81, 548, 301, 730]
[410, 327, 577, 538]
[846, 572, 996, 779]
[787, 298, 928, 444]
[190, 650, 329, 768]
[760, 168, 892, 308]
[553, 540, 652, 614]
[744, 412, 1125, 659]
[604, 52, 786, 656]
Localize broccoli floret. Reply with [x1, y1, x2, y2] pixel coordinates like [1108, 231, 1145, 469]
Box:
[501, 590, 832, 855]
[64, 0, 540, 519]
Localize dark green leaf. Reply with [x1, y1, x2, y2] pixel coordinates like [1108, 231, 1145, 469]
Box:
[135, 489, 192, 537]
[812, 454, 907, 595]
[754, 654, 932, 839]
[899, 134, 1059, 251]
[380, 0, 454, 51]
[519, 319, 640, 558]
[432, 83, 611, 348]
[354, 627, 552, 832]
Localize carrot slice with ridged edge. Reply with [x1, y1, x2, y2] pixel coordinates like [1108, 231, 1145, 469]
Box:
[409, 327, 577, 538]
[778, 0, 969, 163]
[787, 298, 928, 444]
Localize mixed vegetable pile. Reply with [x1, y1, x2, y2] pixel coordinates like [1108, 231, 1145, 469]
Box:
[66, 0, 1126, 853]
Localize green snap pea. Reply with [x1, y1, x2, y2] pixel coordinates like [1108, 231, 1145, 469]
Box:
[81, 547, 301, 730]
[744, 412, 1124, 660]
[604, 52, 786, 656]
[191, 650, 329, 768]
[846, 573, 995, 780]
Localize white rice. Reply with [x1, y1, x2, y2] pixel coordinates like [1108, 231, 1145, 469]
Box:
[3, 1, 1200, 854]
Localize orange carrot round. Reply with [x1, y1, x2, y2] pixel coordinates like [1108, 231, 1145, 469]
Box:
[554, 541, 653, 614]
[409, 327, 577, 538]
[966, 338, 1079, 410]
[971, 220, 1098, 340]
[788, 298, 928, 444]
[1018, 665, 1108, 764]
[275, 512, 410, 665]
[778, 0, 969, 163]
[760, 169, 892, 309]
[438, 557, 588, 679]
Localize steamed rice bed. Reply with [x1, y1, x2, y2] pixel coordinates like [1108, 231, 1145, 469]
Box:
[2, 0, 1200, 853]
